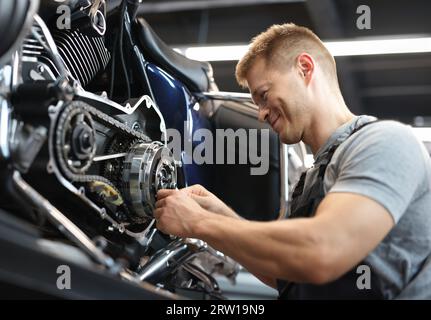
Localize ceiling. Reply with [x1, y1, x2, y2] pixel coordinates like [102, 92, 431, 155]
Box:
[140, 0, 431, 125]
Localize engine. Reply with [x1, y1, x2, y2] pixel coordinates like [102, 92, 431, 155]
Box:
[48, 99, 179, 227]
[11, 10, 183, 228]
[0, 1, 239, 299]
[23, 27, 111, 86]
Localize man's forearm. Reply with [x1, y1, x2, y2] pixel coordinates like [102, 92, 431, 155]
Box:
[206, 209, 276, 288]
[193, 213, 326, 284]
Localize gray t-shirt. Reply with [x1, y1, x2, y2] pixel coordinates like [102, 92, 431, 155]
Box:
[315, 115, 431, 299]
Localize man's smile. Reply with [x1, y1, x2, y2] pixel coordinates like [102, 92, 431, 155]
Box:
[269, 110, 281, 131]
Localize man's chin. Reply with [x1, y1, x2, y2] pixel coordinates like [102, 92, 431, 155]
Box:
[279, 132, 300, 145]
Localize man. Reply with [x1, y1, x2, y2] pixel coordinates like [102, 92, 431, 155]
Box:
[155, 23, 431, 299]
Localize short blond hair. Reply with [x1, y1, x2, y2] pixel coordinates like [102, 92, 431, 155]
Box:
[235, 23, 338, 88]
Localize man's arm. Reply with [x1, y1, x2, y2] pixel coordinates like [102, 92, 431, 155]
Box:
[156, 122, 423, 285]
[177, 185, 275, 287]
[192, 192, 394, 284]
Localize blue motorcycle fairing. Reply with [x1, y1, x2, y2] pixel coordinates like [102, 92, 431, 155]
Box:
[145, 63, 213, 189]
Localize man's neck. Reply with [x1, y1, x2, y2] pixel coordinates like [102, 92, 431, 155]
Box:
[303, 104, 355, 155]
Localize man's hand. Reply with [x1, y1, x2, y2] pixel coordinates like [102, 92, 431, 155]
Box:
[181, 184, 241, 219]
[155, 189, 213, 237]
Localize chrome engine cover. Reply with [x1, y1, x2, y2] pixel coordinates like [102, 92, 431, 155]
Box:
[122, 141, 177, 218]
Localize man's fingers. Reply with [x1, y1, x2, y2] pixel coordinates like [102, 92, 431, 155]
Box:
[157, 189, 177, 199]
[181, 184, 207, 196]
[154, 207, 162, 219]
[155, 198, 167, 209]
[189, 193, 208, 206]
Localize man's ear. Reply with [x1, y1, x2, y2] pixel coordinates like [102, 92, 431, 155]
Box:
[297, 53, 314, 83]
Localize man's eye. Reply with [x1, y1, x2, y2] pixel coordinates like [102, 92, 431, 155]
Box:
[261, 91, 268, 101]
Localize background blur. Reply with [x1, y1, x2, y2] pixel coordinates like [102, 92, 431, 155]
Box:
[141, 0, 431, 128]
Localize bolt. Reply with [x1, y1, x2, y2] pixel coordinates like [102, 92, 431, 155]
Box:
[37, 64, 45, 74]
[106, 163, 113, 172]
[132, 122, 141, 131]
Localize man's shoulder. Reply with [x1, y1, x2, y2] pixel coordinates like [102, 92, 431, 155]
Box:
[326, 118, 430, 224]
[333, 118, 427, 171]
[342, 119, 417, 152]
[355, 119, 413, 140]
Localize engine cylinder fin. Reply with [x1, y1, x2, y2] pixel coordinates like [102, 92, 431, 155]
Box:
[55, 31, 92, 85]
[94, 37, 110, 67]
[22, 23, 111, 86]
[80, 32, 101, 78]
[60, 31, 94, 83]
[73, 31, 98, 78]
[56, 43, 85, 84]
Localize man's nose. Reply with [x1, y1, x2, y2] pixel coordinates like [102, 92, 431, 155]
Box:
[258, 107, 269, 123]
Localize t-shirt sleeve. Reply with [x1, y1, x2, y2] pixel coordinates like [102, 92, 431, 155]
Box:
[328, 121, 427, 223]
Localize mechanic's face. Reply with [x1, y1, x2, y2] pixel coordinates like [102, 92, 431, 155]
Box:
[246, 57, 308, 145]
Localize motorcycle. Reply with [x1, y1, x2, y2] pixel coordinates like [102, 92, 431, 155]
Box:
[0, 0, 306, 299]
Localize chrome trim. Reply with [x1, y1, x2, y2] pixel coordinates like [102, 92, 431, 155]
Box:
[78, 89, 146, 114]
[138, 239, 196, 282]
[75, 90, 167, 144]
[12, 52, 21, 89]
[202, 91, 254, 103]
[0, 97, 11, 159]
[138, 237, 239, 285]
[93, 152, 127, 162]
[88, 0, 107, 36]
[0, 64, 13, 92]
